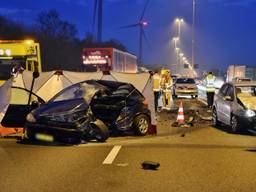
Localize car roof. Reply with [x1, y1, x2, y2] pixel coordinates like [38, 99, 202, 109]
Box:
[227, 81, 256, 87]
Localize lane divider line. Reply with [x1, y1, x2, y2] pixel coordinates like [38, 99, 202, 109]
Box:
[103, 145, 122, 165]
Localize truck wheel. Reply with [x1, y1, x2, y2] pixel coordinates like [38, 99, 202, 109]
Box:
[133, 114, 149, 136]
[91, 119, 109, 142]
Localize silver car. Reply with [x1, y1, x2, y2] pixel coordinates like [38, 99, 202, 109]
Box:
[213, 81, 256, 134]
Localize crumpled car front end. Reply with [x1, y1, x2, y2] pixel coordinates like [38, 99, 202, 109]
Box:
[24, 99, 91, 143]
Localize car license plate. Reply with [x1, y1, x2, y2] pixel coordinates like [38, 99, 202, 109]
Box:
[35, 133, 54, 142]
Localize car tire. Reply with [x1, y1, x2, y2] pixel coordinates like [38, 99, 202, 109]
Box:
[133, 114, 150, 136]
[231, 115, 240, 133]
[91, 119, 109, 142]
[212, 108, 221, 127]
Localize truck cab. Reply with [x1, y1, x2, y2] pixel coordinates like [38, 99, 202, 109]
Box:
[0, 40, 42, 85]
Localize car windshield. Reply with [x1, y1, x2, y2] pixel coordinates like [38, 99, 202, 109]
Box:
[236, 86, 256, 97]
[176, 78, 195, 84]
[50, 82, 100, 104]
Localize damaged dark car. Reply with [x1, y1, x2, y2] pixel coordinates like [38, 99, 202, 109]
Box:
[24, 80, 151, 143]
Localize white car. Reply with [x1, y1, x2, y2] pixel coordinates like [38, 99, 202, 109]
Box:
[173, 78, 198, 98]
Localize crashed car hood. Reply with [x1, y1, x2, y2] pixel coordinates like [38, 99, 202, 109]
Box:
[33, 99, 88, 116]
[237, 93, 256, 111]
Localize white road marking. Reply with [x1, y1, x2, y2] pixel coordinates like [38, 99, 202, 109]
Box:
[103, 145, 122, 164]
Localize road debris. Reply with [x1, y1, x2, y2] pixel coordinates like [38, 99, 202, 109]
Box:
[141, 161, 160, 170]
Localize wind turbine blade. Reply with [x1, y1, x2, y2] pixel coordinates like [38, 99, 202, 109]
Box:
[142, 28, 151, 50]
[119, 23, 140, 29]
[140, 0, 150, 21]
[92, 0, 98, 31]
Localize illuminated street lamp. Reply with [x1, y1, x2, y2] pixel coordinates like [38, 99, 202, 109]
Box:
[175, 18, 184, 38]
[179, 53, 184, 57]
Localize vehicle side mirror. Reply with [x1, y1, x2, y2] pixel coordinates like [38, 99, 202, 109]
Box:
[33, 71, 40, 79]
[224, 96, 233, 101]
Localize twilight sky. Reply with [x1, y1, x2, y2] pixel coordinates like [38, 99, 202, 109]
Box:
[2, 0, 256, 71]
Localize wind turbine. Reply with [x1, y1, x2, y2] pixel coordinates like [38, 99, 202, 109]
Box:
[120, 0, 151, 65]
[93, 0, 103, 42]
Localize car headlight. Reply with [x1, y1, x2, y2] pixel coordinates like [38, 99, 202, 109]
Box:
[26, 113, 36, 123]
[245, 110, 256, 117]
[239, 109, 256, 118]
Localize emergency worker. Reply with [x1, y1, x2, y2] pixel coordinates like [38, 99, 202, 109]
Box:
[162, 71, 173, 110]
[205, 71, 216, 108]
[152, 71, 161, 111]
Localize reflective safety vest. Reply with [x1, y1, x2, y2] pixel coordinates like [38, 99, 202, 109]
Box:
[153, 74, 161, 92]
[165, 77, 173, 90]
[206, 74, 216, 92]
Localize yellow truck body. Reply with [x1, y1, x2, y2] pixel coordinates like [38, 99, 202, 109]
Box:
[0, 40, 42, 85]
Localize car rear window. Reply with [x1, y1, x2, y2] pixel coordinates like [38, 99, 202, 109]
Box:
[176, 78, 195, 84]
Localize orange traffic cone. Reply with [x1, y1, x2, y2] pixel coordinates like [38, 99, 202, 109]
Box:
[176, 101, 185, 125]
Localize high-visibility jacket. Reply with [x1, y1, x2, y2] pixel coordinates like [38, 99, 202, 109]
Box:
[165, 77, 173, 90]
[160, 76, 166, 89]
[206, 74, 216, 92]
[153, 74, 161, 92]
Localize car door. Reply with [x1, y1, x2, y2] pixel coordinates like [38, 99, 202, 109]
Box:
[221, 85, 234, 125]
[216, 84, 229, 122]
[1, 87, 44, 127]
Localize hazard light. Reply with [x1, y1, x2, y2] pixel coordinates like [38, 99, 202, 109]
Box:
[25, 40, 34, 44]
[83, 59, 107, 65]
[5, 49, 11, 56]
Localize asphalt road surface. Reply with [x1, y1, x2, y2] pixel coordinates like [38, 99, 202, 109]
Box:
[0, 98, 256, 192]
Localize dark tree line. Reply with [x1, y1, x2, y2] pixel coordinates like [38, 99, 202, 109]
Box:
[0, 10, 126, 71]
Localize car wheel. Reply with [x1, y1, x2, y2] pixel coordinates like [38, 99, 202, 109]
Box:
[91, 119, 109, 142]
[212, 108, 221, 127]
[133, 114, 149, 136]
[231, 115, 240, 133]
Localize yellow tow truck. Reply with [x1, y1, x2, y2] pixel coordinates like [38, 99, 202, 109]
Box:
[0, 40, 42, 85]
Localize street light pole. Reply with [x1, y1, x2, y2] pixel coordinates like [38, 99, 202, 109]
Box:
[192, 0, 196, 73]
[175, 18, 184, 75]
[175, 18, 184, 40]
[173, 37, 179, 74]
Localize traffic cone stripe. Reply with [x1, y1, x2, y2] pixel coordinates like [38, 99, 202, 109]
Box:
[176, 101, 185, 125]
[177, 115, 184, 120]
